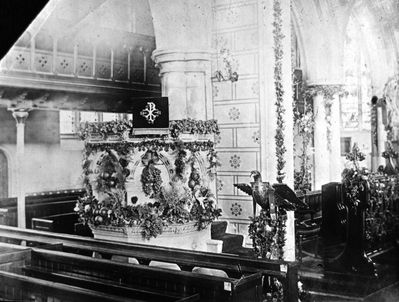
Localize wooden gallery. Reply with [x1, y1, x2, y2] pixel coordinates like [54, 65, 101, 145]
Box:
[0, 0, 398, 301]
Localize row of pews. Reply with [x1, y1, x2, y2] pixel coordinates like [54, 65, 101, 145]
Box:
[0, 188, 86, 234]
[0, 225, 299, 302]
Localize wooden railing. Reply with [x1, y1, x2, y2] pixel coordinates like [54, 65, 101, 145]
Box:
[0, 225, 299, 302]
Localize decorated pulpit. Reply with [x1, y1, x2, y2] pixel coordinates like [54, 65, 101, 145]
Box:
[75, 97, 223, 252]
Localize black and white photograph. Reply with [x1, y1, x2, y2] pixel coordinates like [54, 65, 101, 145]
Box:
[0, 0, 398, 301]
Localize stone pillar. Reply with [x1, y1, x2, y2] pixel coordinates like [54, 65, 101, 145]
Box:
[329, 94, 341, 182]
[152, 50, 213, 120]
[313, 93, 331, 190]
[313, 88, 342, 189]
[149, 0, 213, 120]
[376, 106, 386, 167]
[11, 110, 29, 228]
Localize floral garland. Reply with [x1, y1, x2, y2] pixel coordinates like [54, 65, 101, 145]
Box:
[304, 85, 346, 151]
[78, 120, 132, 140]
[370, 101, 378, 147]
[248, 209, 287, 260]
[79, 119, 220, 140]
[273, 0, 286, 183]
[169, 119, 220, 139]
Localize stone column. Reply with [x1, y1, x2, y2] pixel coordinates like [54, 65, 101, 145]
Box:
[313, 87, 342, 189]
[152, 50, 213, 120]
[329, 94, 342, 182]
[376, 105, 386, 167]
[149, 0, 213, 120]
[11, 110, 29, 228]
[313, 93, 331, 190]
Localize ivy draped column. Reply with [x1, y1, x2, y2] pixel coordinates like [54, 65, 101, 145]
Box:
[259, 0, 295, 261]
[312, 86, 342, 189]
[10, 109, 30, 228]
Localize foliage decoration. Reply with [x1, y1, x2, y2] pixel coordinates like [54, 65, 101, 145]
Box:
[382, 74, 399, 144]
[273, 0, 286, 183]
[190, 186, 222, 230]
[213, 36, 239, 82]
[293, 99, 314, 193]
[78, 120, 132, 140]
[169, 119, 220, 139]
[79, 119, 220, 141]
[304, 85, 347, 151]
[141, 160, 162, 198]
[341, 144, 399, 250]
[248, 209, 287, 260]
[341, 143, 368, 209]
[76, 180, 222, 240]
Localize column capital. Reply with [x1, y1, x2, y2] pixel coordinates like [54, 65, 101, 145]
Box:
[10, 110, 30, 124]
[152, 49, 212, 74]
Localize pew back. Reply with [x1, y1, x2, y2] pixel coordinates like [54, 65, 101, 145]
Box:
[0, 225, 298, 302]
[0, 189, 85, 227]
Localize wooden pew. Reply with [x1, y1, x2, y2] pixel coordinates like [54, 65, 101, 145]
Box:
[25, 248, 261, 302]
[0, 243, 200, 302]
[0, 188, 85, 227]
[0, 225, 299, 302]
[32, 212, 79, 234]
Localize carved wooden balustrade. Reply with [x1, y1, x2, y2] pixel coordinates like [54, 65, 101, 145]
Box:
[0, 32, 161, 110]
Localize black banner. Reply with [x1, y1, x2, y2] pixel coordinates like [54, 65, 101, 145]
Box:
[132, 97, 169, 130]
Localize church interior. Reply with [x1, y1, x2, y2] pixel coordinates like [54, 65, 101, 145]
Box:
[0, 0, 399, 301]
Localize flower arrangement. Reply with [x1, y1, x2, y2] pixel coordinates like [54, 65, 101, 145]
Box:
[341, 144, 399, 250]
[213, 37, 239, 82]
[273, 0, 286, 183]
[341, 143, 368, 209]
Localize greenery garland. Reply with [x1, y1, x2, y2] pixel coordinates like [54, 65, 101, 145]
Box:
[273, 0, 286, 183]
[169, 119, 220, 139]
[79, 119, 220, 140]
[248, 209, 287, 260]
[79, 120, 132, 140]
